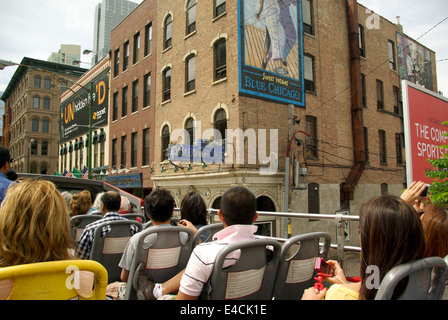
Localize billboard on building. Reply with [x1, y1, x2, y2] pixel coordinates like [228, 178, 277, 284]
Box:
[397, 33, 434, 91]
[238, 0, 305, 107]
[59, 70, 109, 143]
[402, 80, 448, 185]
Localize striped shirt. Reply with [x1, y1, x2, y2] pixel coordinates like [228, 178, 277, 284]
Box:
[76, 211, 139, 260]
[179, 224, 258, 297]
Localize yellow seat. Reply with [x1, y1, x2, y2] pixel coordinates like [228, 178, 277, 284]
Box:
[0, 260, 108, 300]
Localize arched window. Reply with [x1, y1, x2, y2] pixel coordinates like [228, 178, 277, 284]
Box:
[30, 161, 37, 174]
[256, 196, 276, 212]
[162, 67, 171, 102]
[214, 0, 226, 18]
[381, 183, 388, 195]
[34, 76, 41, 88]
[212, 196, 222, 209]
[44, 77, 51, 89]
[42, 118, 49, 133]
[186, 0, 197, 35]
[32, 118, 39, 132]
[40, 162, 48, 174]
[33, 96, 40, 108]
[161, 125, 170, 161]
[43, 97, 50, 110]
[214, 108, 227, 141]
[185, 54, 196, 92]
[185, 117, 194, 146]
[214, 38, 226, 81]
[164, 14, 173, 49]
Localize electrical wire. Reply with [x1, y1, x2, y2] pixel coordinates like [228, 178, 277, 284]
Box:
[299, 15, 448, 121]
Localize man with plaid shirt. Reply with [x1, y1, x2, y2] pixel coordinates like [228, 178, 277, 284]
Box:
[76, 191, 139, 260]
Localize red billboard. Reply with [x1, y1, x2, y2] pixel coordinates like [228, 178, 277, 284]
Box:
[402, 80, 448, 185]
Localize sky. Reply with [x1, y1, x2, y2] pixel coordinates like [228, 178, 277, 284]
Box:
[0, 0, 447, 95]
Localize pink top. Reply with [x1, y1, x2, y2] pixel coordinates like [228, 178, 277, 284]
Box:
[179, 224, 258, 297]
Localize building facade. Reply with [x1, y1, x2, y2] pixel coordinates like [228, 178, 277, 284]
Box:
[92, 0, 140, 65]
[47, 44, 81, 66]
[59, 56, 111, 179]
[1, 57, 88, 174]
[107, 0, 438, 242]
[108, 0, 157, 198]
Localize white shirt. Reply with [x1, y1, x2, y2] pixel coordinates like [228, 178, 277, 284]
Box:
[179, 224, 258, 297]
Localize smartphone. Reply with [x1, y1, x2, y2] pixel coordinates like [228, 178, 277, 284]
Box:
[419, 184, 430, 199]
[315, 257, 332, 275]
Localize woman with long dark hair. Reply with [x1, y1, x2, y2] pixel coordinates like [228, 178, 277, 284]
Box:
[303, 195, 426, 300]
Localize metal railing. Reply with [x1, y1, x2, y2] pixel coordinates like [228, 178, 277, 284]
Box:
[201, 208, 361, 272]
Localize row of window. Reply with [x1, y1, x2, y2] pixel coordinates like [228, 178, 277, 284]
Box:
[32, 95, 52, 109]
[305, 0, 397, 71]
[112, 107, 227, 168]
[113, 22, 152, 78]
[29, 161, 49, 175]
[9, 139, 48, 163]
[11, 117, 50, 141]
[304, 56, 402, 113]
[112, 37, 226, 115]
[112, 73, 151, 120]
[358, 25, 397, 71]
[162, 0, 226, 51]
[306, 115, 403, 165]
[60, 133, 106, 172]
[31, 118, 50, 133]
[111, 128, 151, 170]
[112, 0, 226, 78]
[32, 75, 69, 92]
[11, 95, 52, 131]
[162, 38, 226, 103]
[33, 76, 52, 90]
[373, 130, 403, 165]
[307, 182, 392, 214]
[161, 108, 227, 161]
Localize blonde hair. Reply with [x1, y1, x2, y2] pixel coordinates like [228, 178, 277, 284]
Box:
[0, 179, 74, 267]
[69, 190, 92, 216]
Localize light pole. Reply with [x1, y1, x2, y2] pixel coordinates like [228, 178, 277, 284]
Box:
[87, 81, 93, 179]
[28, 138, 36, 173]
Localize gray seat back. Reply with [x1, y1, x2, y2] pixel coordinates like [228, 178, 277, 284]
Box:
[70, 214, 102, 243]
[90, 220, 142, 283]
[375, 256, 448, 300]
[202, 239, 281, 300]
[121, 213, 146, 224]
[124, 226, 194, 300]
[272, 232, 331, 300]
[143, 217, 180, 229]
[193, 223, 224, 248]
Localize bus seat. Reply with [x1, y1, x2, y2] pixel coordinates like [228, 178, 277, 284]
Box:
[70, 214, 102, 243]
[201, 239, 281, 300]
[90, 220, 142, 283]
[192, 223, 224, 248]
[0, 260, 108, 300]
[124, 225, 194, 300]
[121, 213, 145, 224]
[375, 256, 448, 300]
[273, 232, 332, 300]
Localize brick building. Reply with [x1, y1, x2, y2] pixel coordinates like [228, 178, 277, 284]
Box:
[109, 0, 438, 241]
[108, 0, 157, 197]
[1, 57, 88, 175]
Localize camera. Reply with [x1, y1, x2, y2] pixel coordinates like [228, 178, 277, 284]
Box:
[314, 257, 332, 276]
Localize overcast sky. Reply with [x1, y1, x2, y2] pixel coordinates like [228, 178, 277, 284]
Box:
[0, 0, 447, 95]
